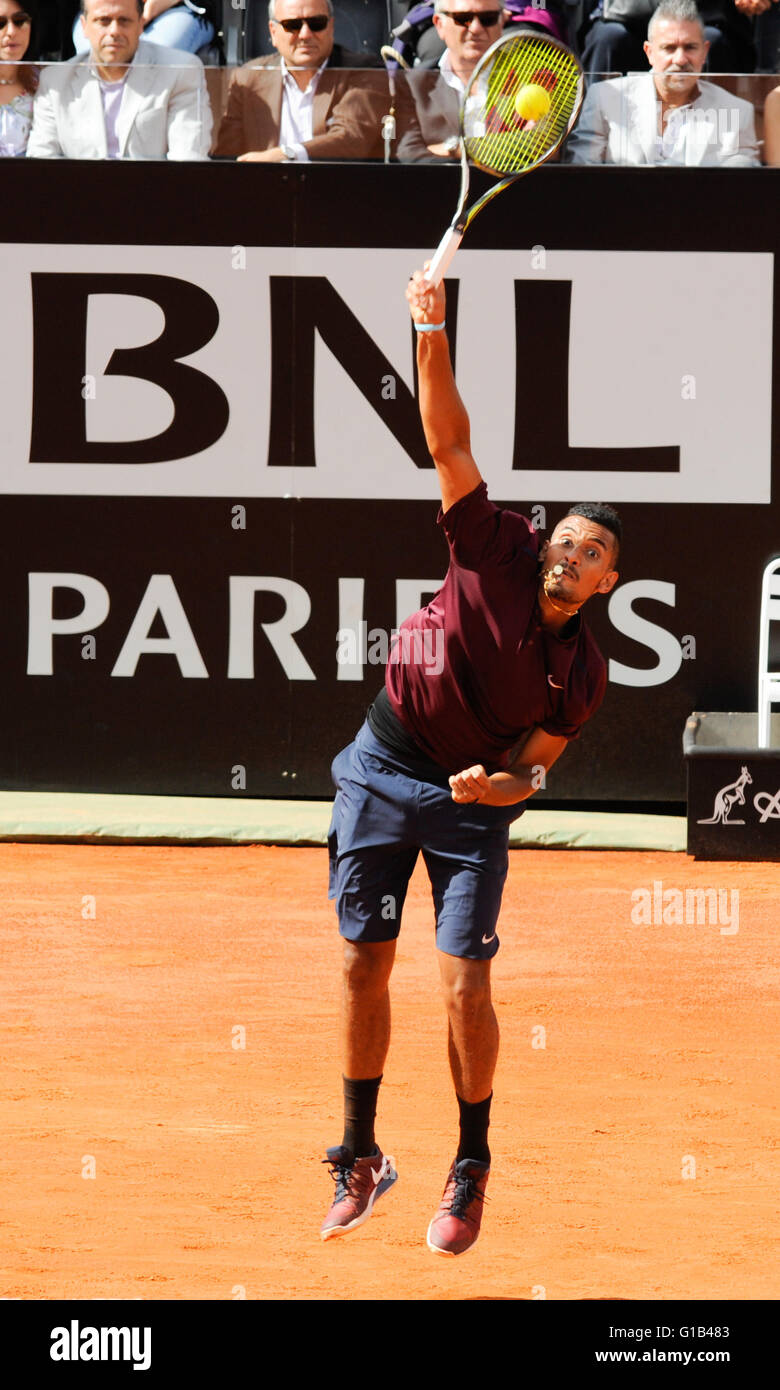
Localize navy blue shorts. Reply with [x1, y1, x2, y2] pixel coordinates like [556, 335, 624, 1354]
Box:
[327, 721, 526, 961]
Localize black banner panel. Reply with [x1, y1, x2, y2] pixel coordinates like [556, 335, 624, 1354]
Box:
[2, 162, 778, 801]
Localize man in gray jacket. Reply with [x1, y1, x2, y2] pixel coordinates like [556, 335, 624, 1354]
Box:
[566, 0, 760, 166]
[27, 0, 211, 160]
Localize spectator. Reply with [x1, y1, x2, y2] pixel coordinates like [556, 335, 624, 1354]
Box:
[390, 0, 569, 69]
[26, 0, 211, 157]
[566, 0, 761, 163]
[213, 0, 388, 162]
[580, 0, 756, 77]
[0, 0, 38, 154]
[765, 81, 780, 160]
[73, 0, 215, 55]
[396, 0, 507, 163]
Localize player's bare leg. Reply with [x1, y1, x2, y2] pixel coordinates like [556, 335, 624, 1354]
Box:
[438, 953, 498, 1103]
[428, 952, 495, 1255]
[321, 939, 398, 1241]
[341, 938, 396, 1079]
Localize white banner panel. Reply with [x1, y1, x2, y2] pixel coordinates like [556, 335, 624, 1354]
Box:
[0, 244, 772, 502]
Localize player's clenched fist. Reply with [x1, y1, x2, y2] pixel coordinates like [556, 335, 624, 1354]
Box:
[406, 267, 446, 327]
[449, 765, 491, 803]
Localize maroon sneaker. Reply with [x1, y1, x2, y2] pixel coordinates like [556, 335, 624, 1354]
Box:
[320, 1145, 398, 1240]
[426, 1158, 490, 1256]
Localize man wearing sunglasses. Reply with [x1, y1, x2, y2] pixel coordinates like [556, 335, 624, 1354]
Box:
[397, 0, 508, 162]
[214, 0, 387, 162]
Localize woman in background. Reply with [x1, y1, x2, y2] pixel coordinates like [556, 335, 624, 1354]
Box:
[0, 0, 38, 155]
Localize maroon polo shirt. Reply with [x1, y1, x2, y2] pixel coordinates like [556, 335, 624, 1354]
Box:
[384, 482, 608, 773]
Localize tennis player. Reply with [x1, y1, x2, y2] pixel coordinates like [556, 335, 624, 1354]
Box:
[321, 268, 621, 1255]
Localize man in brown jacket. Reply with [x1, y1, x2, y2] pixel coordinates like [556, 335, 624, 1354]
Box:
[213, 0, 389, 162]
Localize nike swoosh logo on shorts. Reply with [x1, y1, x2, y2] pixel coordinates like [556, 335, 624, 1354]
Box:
[548, 675, 564, 689]
[481, 931, 497, 945]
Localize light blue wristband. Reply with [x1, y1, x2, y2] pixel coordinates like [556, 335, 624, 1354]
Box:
[414, 321, 446, 332]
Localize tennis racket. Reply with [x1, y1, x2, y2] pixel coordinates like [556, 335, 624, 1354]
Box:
[424, 30, 584, 287]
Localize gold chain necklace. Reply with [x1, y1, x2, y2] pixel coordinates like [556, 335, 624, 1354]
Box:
[541, 565, 579, 618]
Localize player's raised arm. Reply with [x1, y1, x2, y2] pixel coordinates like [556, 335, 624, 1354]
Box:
[406, 269, 482, 513]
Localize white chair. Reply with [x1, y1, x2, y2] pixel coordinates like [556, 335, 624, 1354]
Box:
[758, 557, 780, 747]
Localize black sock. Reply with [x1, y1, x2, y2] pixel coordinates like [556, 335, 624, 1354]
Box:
[342, 1075, 383, 1158]
[456, 1093, 492, 1165]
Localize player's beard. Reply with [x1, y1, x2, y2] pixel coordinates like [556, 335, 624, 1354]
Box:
[541, 564, 575, 603]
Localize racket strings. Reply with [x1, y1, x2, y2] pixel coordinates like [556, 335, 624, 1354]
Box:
[464, 38, 581, 175]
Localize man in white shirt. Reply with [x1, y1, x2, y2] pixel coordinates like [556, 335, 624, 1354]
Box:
[397, 0, 508, 163]
[27, 0, 211, 160]
[566, 0, 760, 167]
[213, 0, 388, 162]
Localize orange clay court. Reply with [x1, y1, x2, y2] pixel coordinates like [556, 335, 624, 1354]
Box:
[1, 841, 777, 1302]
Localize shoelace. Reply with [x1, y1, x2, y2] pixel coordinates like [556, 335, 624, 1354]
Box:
[447, 1173, 487, 1220]
[322, 1155, 356, 1201]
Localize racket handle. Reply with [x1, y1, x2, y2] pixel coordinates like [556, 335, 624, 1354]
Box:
[424, 228, 463, 289]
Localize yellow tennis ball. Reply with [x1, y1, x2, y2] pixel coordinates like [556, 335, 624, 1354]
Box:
[515, 83, 551, 122]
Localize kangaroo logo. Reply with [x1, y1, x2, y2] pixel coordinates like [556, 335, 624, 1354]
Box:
[697, 766, 753, 825]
